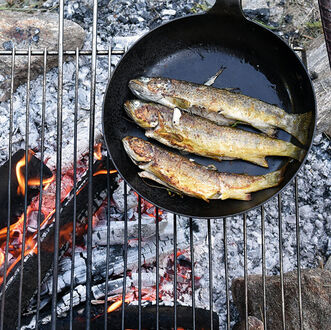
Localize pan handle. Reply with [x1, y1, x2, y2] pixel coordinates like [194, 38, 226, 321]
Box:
[208, 0, 244, 18]
[318, 0, 331, 68]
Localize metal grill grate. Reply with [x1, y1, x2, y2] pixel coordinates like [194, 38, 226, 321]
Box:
[0, 1, 309, 329]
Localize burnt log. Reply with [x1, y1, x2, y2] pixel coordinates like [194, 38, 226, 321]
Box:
[27, 305, 219, 330]
[0, 158, 118, 329]
[0, 149, 53, 230]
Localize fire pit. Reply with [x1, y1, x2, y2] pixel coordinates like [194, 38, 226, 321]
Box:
[0, 0, 329, 329]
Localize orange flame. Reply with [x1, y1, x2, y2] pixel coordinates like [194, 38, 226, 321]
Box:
[94, 143, 103, 160]
[93, 169, 117, 177]
[0, 250, 4, 265]
[16, 150, 55, 196]
[107, 300, 123, 313]
[107, 294, 132, 313]
[16, 151, 33, 195]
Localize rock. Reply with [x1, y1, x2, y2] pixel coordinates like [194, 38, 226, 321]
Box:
[231, 268, 331, 330]
[325, 256, 331, 271]
[233, 316, 264, 330]
[161, 9, 176, 16]
[0, 11, 85, 102]
[307, 34, 331, 137]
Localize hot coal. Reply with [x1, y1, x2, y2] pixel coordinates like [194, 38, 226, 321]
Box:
[0, 158, 117, 329]
[0, 149, 52, 230]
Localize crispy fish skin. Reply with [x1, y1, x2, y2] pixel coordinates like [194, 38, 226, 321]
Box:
[122, 136, 284, 201]
[128, 77, 312, 144]
[124, 100, 305, 168]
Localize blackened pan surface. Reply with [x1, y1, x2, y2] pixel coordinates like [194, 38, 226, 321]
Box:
[103, 13, 315, 218]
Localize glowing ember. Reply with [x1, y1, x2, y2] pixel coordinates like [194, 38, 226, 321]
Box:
[93, 169, 117, 177]
[107, 299, 123, 313]
[107, 294, 133, 313]
[94, 142, 103, 160]
[0, 250, 4, 265]
[133, 191, 163, 218]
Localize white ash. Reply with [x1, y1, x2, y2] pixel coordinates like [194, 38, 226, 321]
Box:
[112, 179, 138, 213]
[91, 217, 169, 247]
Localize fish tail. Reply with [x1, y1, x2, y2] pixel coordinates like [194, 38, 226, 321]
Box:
[290, 112, 312, 145]
[263, 166, 285, 188]
[291, 146, 306, 162]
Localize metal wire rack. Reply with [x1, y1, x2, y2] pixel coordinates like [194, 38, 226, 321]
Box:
[0, 1, 308, 329]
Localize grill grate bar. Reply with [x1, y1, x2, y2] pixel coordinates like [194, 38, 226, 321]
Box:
[173, 214, 177, 330]
[17, 46, 31, 329]
[121, 183, 128, 330]
[295, 178, 304, 329]
[0, 48, 15, 330]
[207, 219, 214, 330]
[0, 49, 125, 56]
[85, 0, 98, 327]
[103, 46, 113, 330]
[261, 206, 267, 329]
[278, 194, 286, 329]
[243, 214, 248, 330]
[51, 0, 64, 327]
[68, 47, 79, 330]
[35, 47, 48, 330]
[0, 32, 309, 328]
[223, 218, 230, 329]
[138, 196, 142, 330]
[156, 209, 160, 330]
[104, 153, 112, 329]
[190, 218, 196, 329]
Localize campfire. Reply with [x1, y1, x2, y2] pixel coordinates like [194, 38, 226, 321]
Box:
[0, 143, 212, 329]
[0, 150, 54, 284]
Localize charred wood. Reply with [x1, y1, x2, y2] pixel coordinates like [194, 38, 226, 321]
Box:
[0, 157, 117, 329]
[27, 305, 219, 330]
[0, 149, 52, 230]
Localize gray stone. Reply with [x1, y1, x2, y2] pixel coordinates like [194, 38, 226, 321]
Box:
[0, 11, 85, 102]
[231, 268, 331, 330]
[307, 34, 331, 137]
[233, 316, 264, 330]
[325, 256, 331, 271]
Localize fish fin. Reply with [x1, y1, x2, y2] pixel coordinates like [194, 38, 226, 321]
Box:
[159, 132, 184, 143]
[204, 66, 225, 86]
[221, 191, 251, 201]
[139, 171, 184, 195]
[245, 156, 269, 168]
[254, 125, 277, 137]
[139, 171, 169, 187]
[163, 96, 191, 110]
[291, 112, 312, 145]
[222, 87, 241, 93]
[139, 171, 209, 202]
[217, 156, 236, 161]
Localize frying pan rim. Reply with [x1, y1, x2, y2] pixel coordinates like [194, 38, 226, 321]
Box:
[102, 10, 316, 219]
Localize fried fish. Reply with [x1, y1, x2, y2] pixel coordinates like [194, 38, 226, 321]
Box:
[124, 100, 305, 168]
[128, 77, 312, 144]
[122, 136, 284, 201]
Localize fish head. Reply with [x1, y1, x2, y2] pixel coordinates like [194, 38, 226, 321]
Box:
[124, 100, 159, 129]
[122, 136, 154, 165]
[128, 77, 172, 104]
